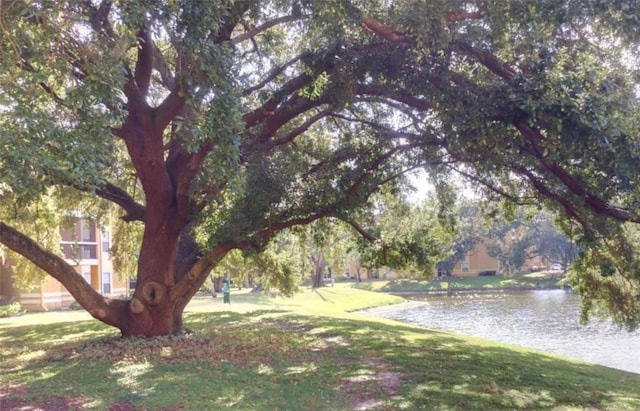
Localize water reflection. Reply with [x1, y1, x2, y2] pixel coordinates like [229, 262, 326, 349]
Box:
[362, 290, 640, 374]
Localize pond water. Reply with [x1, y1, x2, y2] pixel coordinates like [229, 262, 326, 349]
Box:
[362, 290, 640, 374]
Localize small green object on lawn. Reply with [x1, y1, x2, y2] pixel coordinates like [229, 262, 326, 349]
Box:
[222, 280, 230, 304]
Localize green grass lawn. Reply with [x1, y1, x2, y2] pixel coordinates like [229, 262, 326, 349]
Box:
[352, 271, 567, 293]
[1, 285, 639, 410]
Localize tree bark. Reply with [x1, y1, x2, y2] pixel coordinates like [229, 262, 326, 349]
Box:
[311, 253, 325, 288]
[1, 215, 202, 337]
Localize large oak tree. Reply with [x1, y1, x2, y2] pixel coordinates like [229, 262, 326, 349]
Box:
[1, 0, 640, 336]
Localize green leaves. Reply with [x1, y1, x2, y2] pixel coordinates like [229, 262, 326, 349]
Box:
[2, 0, 640, 332]
[354, 194, 453, 277]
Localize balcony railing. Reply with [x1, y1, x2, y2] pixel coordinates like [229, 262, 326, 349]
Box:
[61, 243, 97, 261]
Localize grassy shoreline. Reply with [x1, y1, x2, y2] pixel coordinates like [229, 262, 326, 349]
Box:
[349, 271, 568, 294]
[2, 283, 639, 410]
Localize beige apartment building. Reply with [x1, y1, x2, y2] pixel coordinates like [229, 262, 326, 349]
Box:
[451, 241, 500, 277]
[451, 240, 550, 277]
[0, 217, 128, 311]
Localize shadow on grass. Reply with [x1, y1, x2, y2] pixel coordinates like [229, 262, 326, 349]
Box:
[351, 282, 375, 291]
[0, 317, 116, 347]
[2, 310, 639, 410]
[268, 314, 640, 410]
[183, 309, 285, 328]
[312, 288, 331, 302]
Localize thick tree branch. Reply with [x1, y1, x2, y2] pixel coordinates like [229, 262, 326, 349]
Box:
[446, 11, 482, 22]
[354, 96, 425, 128]
[513, 119, 640, 223]
[245, 93, 331, 146]
[135, 28, 153, 97]
[94, 182, 146, 222]
[344, 220, 377, 242]
[243, 73, 313, 128]
[362, 17, 409, 43]
[163, 106, 212, 223]
[247, 78, 434, 149]
[231, 15, 298, 46]
[355, 83, 433, 112]
[176, 145, 213, 222]
[215, 1, 253, 43]
[345, 144, 416, 204]
[122, 67, 149, 116]
[15, 59, 64, 103]
[449, 165, 534, 206]
[363, 8, 483, 41]
[330, 112, 437, 144]
[170, 242, 234, 299]
[453, 40, 517, 83]
[181, 143, 419, 294]
[85, 0, 115, 38]
[38, 165, 146, 223]
[243, 52, 435, 144]
[155, 88, 187, 132]
[257, 207, 338, 242]
[0, 221, 122, 328]
[509, 165, 589, 228]
[266, 110, 331, 148]
[242, 52, 309, 96]
[362, 8, 482, 44]
[152, 43, 175, 89]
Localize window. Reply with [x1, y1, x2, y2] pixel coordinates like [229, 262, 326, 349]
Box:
[61, 244, 97, 260]
[461, 255, 470, 273]
[81, 220, 96, 242]
[81, 244, 97, 259]
[101, 230, 110, 252]
[102, 272, 111, 295]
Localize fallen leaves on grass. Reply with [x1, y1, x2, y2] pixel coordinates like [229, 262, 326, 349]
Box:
[0, 384, 89, 411]
[340, 358, 402, 410]
[2, 318, 408, 410]
[36, 321, 316, 367]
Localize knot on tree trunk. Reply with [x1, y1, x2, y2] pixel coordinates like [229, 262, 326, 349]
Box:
[130, 297, 145, 314]
[142, 281, 165, 306]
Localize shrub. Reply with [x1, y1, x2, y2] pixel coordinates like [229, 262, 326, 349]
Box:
[478, 270, 497, 276]
[69, 301, 83, 310]
[0, 301, 24, 318]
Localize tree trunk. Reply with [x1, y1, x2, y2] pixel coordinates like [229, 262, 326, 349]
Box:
[0, 256, 17, 298]
[312, 272, 323, 288]
[116, 229, 215, 336]
[119, 209, 189, 337]
[213, 276, 224, 293]
[311, 261, 324, 288]
[210, 278, 217, 298]
[1, 215, 230, 338]
[310, 252, 326, 288]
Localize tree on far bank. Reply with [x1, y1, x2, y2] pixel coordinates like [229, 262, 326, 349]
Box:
[530, 211, 579, 271]
[293, 220, 349, 288]
[1, 1, 640, 335]
[449, 202, 578, 276]
[484, 206, 536, 276]
[436, 199, 485, 276]
[353, 193, 454, 278]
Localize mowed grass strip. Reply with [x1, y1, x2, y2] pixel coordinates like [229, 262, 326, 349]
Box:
[353, 271, 567, 293]
[1, 285, 639, 410]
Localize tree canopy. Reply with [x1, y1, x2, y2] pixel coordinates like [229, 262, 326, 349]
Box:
[1, 0, 640, 335]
